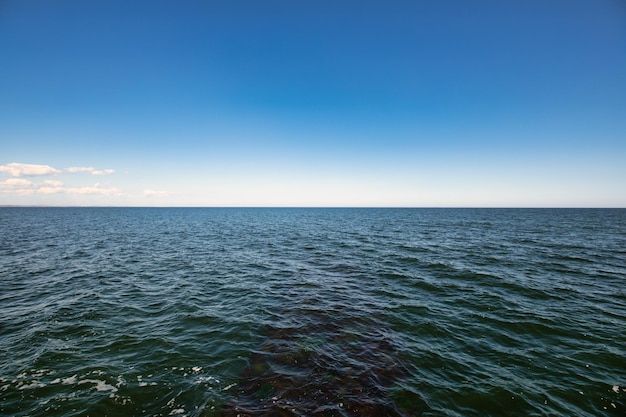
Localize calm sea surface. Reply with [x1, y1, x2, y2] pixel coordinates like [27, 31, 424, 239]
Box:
[1, 208, 625, 416]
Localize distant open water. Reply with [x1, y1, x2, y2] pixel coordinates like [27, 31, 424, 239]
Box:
[1, 208, 625, 417]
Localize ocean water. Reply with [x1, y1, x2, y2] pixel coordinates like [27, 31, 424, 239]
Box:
[1, 207, 625, 417]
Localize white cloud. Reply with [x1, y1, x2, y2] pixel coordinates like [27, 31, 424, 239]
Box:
[65, 186, 120, 195]
[37, 186, 65, 194]
[36, 185, 121, 195]
[0, 163, 61, 177]
[143, 189, 168, 197]
[65, 167, 115, 175]
[0, 178, 37, 195]
[0, 178, 36, 188]
[0, 162, 126, 202]
[1, 162, 114, 177]
[0, 174, 119, 197]
[15, 188, 36, 195]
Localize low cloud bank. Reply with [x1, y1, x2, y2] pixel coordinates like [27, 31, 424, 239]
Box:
[0, 162, 115, 177]
[0, 163, 61, 177]
[0, 162, 119, 197]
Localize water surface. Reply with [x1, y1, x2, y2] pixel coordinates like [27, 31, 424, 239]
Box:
[1, 208, 625, 416]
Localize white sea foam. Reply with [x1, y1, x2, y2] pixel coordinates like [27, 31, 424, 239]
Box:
[30, 369, 52, 378]
[77, 379, 118, 392]
[61, 375, 77, 385]
[196, 376, 217, 384]
[18, 381, 45, 390]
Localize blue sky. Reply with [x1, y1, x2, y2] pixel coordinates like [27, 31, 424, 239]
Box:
[1, 0, 625, 206]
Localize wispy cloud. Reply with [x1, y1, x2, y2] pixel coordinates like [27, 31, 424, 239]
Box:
[59, 185, 121, 195]
[0, 162, 115, 177]
[65, 167, 115, 175]
[143, 189, 168, 197]
[4, 182, 121, 196]
[0, 163, 61, 177]
[74, 186, 119, 195]
[37, 186, 65, 195]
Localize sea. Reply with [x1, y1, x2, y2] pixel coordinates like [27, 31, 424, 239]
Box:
[1, 208, 625, 417]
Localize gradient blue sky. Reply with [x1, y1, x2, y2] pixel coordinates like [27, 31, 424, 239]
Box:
[1, 0, 625, 206]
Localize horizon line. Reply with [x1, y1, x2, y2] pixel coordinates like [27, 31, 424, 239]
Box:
[1, 205, 624, 209]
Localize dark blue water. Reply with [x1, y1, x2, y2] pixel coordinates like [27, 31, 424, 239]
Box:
[1, 208, 625, 416]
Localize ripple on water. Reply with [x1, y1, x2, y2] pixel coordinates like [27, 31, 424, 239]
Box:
[1, 208, 625, 416]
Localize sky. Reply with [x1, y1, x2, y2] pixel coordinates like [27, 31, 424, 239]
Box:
[1, 0, 625, 207]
